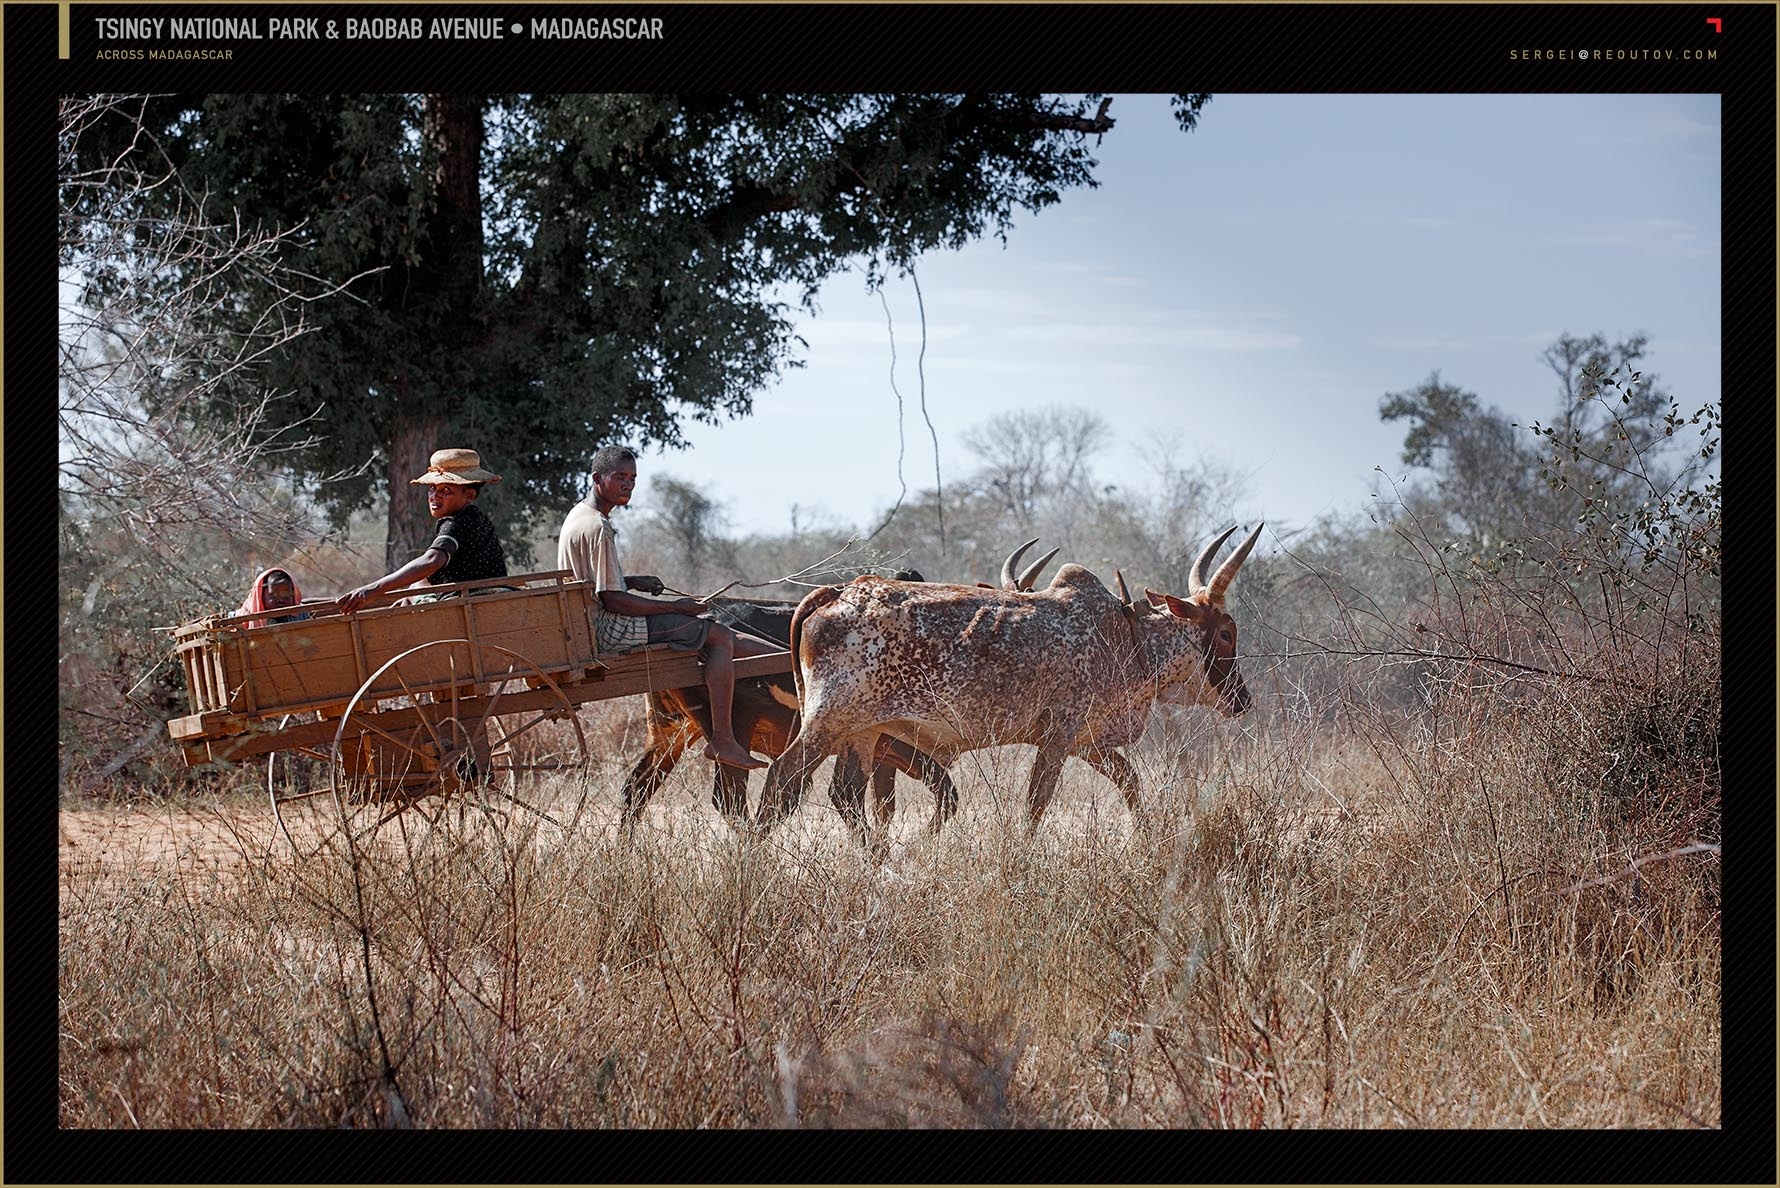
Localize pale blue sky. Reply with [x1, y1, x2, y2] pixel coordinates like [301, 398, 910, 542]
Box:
[656, 93, 1722, 539]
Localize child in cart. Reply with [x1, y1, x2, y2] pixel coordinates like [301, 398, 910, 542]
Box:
[336, 448, 509, 614]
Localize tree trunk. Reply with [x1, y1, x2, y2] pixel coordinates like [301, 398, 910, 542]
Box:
[386, 374, 443, 568]
[426, 93, 486, 266]
[384, 95, 485, 568]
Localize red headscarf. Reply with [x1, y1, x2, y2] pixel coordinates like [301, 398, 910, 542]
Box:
[237, 568, 305, 629]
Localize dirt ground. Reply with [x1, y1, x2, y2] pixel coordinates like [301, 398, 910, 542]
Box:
[57, 755, 1145, 889]
[56, 758, 750, 886]
[59, 800, 280, 884]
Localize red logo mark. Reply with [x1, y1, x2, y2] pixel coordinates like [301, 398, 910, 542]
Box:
[1706, 17, 1722, 32]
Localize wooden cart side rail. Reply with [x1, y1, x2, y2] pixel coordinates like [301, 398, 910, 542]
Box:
[169, 573, 600, 721]
[163, 577, 807, 759]
[177, 570, 582, 634]
[173, 645, 793, 764]
[169, 627, 798, 731]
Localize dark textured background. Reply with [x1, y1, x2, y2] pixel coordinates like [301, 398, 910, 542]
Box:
[17, 3, 1771, 90]
[10, 1, 1769, 1176]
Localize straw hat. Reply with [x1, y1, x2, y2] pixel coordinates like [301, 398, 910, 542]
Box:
[410, 448, 502, 485]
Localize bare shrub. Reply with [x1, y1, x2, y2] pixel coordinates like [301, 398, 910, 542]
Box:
[59, 95, 369, 785]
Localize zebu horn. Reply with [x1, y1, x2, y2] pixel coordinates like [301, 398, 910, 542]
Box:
[1207, 522, 1264, 607]
[1001, 538, 1040, 589]
[1017, 547, 1060, 592]
[1113, 568, 1132, 605]
[1188, 525, 1240, 597]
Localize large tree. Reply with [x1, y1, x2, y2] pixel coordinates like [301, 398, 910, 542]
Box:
[71, 93, 1209, 565]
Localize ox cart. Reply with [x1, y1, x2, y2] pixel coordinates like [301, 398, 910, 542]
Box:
[165, 571, 792, 854]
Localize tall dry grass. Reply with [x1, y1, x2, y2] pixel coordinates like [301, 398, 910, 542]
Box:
[59, 658, 1720, 1129]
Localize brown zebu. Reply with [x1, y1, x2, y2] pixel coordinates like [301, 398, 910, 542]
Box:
[756, 524, 1264, 838]
[621, 547, 1063, 834]
[620, 578, 960, 831]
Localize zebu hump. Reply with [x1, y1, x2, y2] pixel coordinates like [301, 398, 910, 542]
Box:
[1049, 562, 1114, 595]
[710, 600, 794, 647]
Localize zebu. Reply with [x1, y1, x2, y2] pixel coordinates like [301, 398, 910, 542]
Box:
[619, 589, 959, 831]
[755, 524, 1264, 837]
[621, 548, 1061, 834]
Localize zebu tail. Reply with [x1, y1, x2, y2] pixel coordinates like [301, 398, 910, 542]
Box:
[787, 583, 847, 706]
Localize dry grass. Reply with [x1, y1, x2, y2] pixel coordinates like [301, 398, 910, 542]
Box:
[58, 675, 1721, 1131]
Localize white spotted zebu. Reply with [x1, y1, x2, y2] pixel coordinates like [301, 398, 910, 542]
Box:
[755, 524, 1264, 841]
[620, 547, 1061, 834]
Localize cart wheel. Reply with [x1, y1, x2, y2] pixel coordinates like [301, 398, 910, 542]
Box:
[267, 714, 344, 857]
[325, 639, 591, 851]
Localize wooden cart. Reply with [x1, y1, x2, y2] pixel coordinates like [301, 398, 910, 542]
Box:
[165, 570, 791, 854]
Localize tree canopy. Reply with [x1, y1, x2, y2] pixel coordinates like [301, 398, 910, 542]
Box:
[69, 93, 1207, 564]
[1379, 332, 1717, 576]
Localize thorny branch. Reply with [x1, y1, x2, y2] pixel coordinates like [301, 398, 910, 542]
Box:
[1539, 843, 1721, 898]
[661, 539, 915, 603]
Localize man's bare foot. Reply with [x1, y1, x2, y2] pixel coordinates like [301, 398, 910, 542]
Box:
[705, 743, 767, 771]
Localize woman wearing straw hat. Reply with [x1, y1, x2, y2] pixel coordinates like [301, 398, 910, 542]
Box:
[336, 448, 509, 614]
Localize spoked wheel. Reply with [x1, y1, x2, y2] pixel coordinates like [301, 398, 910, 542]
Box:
[267, 713, 345, 857]
[323, 639, 591, 855]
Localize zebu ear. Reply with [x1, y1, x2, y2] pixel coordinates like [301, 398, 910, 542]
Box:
[1150, 590, 1204, 622]
[1117, 572, 1151, 621]
[1131, 588, 1170, 617]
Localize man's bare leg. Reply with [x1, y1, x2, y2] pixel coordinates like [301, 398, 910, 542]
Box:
[702, 625, 768, 770]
